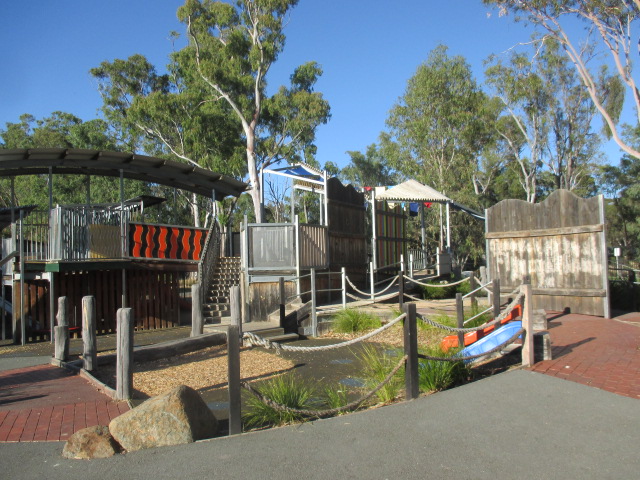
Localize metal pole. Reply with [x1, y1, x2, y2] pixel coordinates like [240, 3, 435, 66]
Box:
[120, 170, 127, 308]
[370, 261, 375, 301]
[446, 202, 451, 253]
[371, 188, 377, 271]
[260, 167, 265, 223]
[420, 203, 426, 251]
[310, 268, 317, 337]
[19, 210, 25, 346]
[341, 267, 346, 310]
[295, 215, 301, 297]
[323, 171, 329, 227]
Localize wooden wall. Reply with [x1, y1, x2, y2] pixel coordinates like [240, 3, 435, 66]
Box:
[327, 177, 367, 284]
[17, 266, 184, 341]
[486, 190, 609, 317]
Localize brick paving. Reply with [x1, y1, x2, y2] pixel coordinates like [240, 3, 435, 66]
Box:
[529, 312, 640, 399]
[0, 364, 128, 442]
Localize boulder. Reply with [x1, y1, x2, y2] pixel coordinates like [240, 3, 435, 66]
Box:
[62, 425, 120, 459]
[109, 385, 218, 452]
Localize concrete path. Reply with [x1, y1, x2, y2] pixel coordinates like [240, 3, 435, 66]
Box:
[0, 369, 638, 479]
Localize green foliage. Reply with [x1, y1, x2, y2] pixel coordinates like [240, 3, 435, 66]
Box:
[322, 386, 349, 412]
[332, 309, 381, 334]
[243, 375, 318, 428]
[358, 345, 403, 404]
[418, 345, 468, 392]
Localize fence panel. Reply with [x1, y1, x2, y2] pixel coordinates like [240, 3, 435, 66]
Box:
[299, 224, 327, 268]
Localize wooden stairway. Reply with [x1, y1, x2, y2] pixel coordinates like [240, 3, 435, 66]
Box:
[203, 256, 241, 324]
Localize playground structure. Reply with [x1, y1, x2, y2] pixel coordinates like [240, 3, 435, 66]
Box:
[0, 148, 248, 345]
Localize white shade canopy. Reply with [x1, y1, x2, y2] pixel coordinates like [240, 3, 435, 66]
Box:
[375, 179, 451, 203]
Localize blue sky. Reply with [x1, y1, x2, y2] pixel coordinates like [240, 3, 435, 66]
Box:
[0, 0, 627, 170]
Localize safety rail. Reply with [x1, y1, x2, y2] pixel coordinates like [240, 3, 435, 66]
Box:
[226, 283, 535, 432]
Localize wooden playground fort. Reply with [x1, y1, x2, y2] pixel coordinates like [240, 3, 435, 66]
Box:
[0, 148, 614, 346]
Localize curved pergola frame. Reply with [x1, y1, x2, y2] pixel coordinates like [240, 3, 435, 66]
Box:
[0, 148, 249, 200]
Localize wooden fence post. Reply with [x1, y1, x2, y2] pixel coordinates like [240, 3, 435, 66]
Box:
[56, 296, 68, 327]
[521, 283, 535, 367]
[455, 293, 465, 348]
[82, 296, 97, 371]
[191, 283, 203, 337]
[279, 277, 286, 327]
[116, 308, 133, 400]
[54, 296, 69, 362]
[492, 278, 501, 318]
[228, 285, 242, 435]
[469, 272, 478, 309]
[403, 302, 419, 400]
[310, 268, 317, 337]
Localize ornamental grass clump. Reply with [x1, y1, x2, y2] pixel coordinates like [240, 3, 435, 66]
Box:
[418, 346, 469, 393]
[358, 345, 403, 404]
[243, 375, 318, 428]
[332, 308, 381, 334]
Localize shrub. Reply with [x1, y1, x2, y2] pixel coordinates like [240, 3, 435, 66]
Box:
[358, 345, 404, 403]
[332, 308, 381, 334]
[418, 345, 468, 392]
[243, 375, 318, 428]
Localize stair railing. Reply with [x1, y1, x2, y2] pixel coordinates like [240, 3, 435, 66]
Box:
[197, 220, 222, 320]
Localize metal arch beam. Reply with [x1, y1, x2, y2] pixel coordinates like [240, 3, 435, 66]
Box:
[0, 148, 249, 200]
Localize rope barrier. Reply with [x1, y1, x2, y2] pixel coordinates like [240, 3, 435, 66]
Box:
[417, 291, 524, 334]
[345, 275, 372, 297]
[404, 276, 470, 288]
[242, 313, 407, 353]
[375, 275, 399, 295]
[418, 328, 524, 362]
[241, 354, 408, 418]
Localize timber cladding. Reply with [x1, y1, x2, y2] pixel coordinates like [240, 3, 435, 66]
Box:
[486, 189, 609, 317]
[32, 268, 182, 336]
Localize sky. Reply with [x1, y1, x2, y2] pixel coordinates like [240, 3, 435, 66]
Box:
[0, 0, 628, 172]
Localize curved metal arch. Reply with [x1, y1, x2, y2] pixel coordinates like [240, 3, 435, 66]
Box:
[0, 148, 249, 200]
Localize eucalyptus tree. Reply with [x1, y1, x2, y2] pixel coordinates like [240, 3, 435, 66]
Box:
[176, 0, 330, 222]
[483, 0, 636, 159]
[341, 144, 398, 189]
[382, 45, 492, 267]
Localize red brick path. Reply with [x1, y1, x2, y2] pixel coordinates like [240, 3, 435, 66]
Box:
[0, 364, 129, 442]
[529, 312, 640, 399]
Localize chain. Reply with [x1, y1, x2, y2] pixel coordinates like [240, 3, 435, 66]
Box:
[241, 354, 408, 418]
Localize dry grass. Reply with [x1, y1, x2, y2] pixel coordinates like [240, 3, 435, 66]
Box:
[95, 345, 295, 398]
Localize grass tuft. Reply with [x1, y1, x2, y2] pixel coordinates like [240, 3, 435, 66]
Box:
[243, 375, 318, 428]
[358, 345, 403, 404]
[418, 345, 469, 393]
[332, 308, 382, 334]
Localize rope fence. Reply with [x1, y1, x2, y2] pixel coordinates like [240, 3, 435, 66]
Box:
[241, 354, 408, 418]
[227, 281, 536, 435]
[404, 275, 470, 288]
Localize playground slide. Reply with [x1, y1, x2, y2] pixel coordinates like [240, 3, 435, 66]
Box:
[440, 304, 522, 351]
[458, 321, 522, 362]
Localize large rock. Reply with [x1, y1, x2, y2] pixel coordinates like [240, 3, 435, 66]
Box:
[109, 385, 218, 452]
[62, 425, 120, 459]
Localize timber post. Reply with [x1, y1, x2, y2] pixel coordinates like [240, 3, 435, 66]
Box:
[116, 308, 133, 400]
[456, 293, 464, 348]
[191, 283, 203, 337]
[403, 302, 419, 400]
[521, 283, 535, 367]
[82, 296, 97, 371]
[54, 296, 69, 362]
[279, 277, 286, 327]
[492, 278, 501, 318]
[228, 285, 242, 435]
[469, 272, 478, 309]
